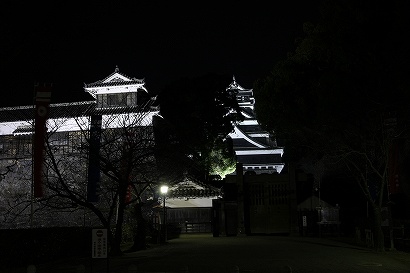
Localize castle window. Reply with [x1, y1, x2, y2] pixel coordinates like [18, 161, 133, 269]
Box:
[97, 92, 137, 108]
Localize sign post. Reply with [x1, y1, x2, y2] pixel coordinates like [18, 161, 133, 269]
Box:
[302, 215, 307, 236]
[92, 228, 108, 258]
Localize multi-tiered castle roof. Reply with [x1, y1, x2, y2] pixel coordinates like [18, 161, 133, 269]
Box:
[227, 76, 284, 174]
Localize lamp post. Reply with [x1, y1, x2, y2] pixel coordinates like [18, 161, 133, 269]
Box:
[160, 185, 168, 243]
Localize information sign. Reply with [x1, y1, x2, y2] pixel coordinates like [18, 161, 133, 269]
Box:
[92, 228, 108, 258]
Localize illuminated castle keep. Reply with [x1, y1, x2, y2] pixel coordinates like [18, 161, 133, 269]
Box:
[227, 76, 284, 174]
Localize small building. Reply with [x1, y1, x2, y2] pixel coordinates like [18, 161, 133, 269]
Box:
[165, 180, 222, 233]
[298, 195, 340, 236]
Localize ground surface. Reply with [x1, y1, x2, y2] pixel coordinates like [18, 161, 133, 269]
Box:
[4, 234, 410, 273]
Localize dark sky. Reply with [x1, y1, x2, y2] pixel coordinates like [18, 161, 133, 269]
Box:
[1, 1, 320, 106]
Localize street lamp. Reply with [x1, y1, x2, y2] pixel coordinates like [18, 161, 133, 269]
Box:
[160, 185, 168, 243]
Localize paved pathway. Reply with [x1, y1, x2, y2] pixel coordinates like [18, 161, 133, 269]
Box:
[22, 234, 410, 273]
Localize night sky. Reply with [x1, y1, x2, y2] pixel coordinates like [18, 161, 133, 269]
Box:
[1, 1, 320, 106]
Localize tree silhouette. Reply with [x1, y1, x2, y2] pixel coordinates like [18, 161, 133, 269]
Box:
[156, 73, 242, 182]
[254, 0, 410, 251]
[35, 98, 162, 255]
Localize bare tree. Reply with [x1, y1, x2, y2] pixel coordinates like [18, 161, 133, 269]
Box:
[0, 156, 32, 228]
[37, 98, 162, 255]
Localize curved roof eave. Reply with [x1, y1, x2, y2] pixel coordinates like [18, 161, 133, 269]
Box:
[229, 125, 268, 149]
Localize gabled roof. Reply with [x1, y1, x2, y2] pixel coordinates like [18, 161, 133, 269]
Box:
[226, 75, 247, 91]
[84, 66, 146, 89]
[298, 195, 334, 210]
[168, 180, 222, 199]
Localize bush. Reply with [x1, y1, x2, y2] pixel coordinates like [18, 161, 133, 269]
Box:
[0, 227, 92, 269]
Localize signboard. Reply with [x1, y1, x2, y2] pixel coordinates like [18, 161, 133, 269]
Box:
[92, 229, 108, 258]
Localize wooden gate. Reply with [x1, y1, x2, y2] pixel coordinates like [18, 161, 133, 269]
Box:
[245, 180, 290, 234]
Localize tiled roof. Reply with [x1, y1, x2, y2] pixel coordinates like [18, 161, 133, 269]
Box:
[169, 186, 221, 199]
[12, 126, 34, 135]
[227, 75, 247, 91]
[0, 99, 157, 123]
[49, 102, 96, 119]
[84, 79, 145, 88]
[84, 66, 146, 88]
[0, 106, 34, 122]
[167, 180, 222, 199]
[0, 102, 95, 122]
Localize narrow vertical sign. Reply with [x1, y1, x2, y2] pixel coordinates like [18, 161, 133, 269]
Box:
[92, 228, 107, 258]
[388, 138, 403, 195]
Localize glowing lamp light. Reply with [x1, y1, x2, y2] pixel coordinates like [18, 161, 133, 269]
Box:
[160, 185, 169, 194]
